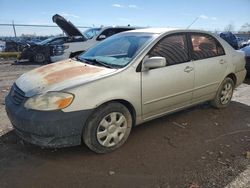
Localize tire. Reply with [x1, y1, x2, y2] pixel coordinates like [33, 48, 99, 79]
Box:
[83, 102, 132, 153]
[210, 77, 234, 108]
[34, 53, 46, 63]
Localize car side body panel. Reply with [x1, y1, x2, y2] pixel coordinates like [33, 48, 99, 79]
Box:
[63, 66, 142, 122]
[141, 61, 194, 120]
[63, 29, 246, 125]
[192, 56, 228, 100]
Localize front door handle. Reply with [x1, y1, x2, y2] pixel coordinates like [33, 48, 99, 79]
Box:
[184, 66, 194, 73]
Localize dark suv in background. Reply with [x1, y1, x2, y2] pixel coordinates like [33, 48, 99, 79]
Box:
[220, 32, 239, 50]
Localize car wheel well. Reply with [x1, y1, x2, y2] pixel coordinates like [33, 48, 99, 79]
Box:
[69, 51, 84, 58]
[99, 100, 136, 126]
[226, 73, 237, 86]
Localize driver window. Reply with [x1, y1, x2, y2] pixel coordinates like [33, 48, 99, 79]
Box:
[97, 29, 116, 41]
[148, 34, 189, 66]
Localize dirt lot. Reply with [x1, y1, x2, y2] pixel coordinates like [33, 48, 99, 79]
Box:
[0, 60, 249, 188]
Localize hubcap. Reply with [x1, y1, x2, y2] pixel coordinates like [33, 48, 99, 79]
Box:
[220, 82, 233, 105]
[97, 112, 128, 147]
[35, 53, 45, 62]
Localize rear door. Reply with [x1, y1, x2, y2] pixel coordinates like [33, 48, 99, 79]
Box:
[141, 33, 194, 120]
[189, 33, 227, 102]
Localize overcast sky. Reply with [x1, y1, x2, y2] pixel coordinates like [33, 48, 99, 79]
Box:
[0, 0, 250, 36]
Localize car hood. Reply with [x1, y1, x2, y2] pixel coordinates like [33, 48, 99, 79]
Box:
[52, 14, 84, 37]
[15, 59, 117, 97]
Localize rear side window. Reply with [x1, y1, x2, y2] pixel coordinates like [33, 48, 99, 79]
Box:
[191, 34, 225, 60]
[148, 34, 189, 65]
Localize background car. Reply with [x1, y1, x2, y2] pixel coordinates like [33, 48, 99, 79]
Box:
[83, 28, 102, 39]
[220, 31, 239, 49]
[17, 14, 88, 63]
[0, 40, 5, 52]
[17, 36, 74, 63]
[239, 45, 250, 75]
[241, 39, 250, 48]
[50, 14, 138, 62]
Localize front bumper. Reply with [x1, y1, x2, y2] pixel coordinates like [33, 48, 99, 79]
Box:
[50, 54, 69, 63]
[5, 94, 93, 148]
[18, 49, 31, 60]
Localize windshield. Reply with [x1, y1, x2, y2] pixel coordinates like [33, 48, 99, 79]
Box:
[78, 33, 155, 68]
[83, 28, 101, 39]
[38, 37, 66, 45]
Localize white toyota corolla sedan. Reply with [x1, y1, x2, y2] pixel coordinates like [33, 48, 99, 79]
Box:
[5, 28, 246, 153]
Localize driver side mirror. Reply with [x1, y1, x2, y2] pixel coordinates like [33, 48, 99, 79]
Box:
[143, 57, 166, 70]
[97, 35, 106, 41]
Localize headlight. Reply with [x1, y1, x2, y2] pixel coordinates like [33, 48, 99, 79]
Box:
[24, 92, 74, 111]
[53, 45, 68, 56]
[63, 44, 69, 49]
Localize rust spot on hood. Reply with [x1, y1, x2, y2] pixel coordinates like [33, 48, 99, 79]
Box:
[36, 60, 69, 74]
[44, 65, 102, 85]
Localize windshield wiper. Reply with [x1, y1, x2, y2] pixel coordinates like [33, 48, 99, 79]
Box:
[81, 58, 113, 68]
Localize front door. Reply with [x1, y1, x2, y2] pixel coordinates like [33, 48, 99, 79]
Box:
[142, 33, 194, 120]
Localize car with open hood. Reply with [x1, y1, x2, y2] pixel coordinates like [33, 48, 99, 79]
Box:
[5, 28, 246, 153]
[17, 14, 88, 63]
[50, 14, 138, 62]
[17, 36, 71, 63]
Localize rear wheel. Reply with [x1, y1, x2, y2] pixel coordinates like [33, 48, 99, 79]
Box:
[211, 77, 234, 108]
[83, 102, 132, 153]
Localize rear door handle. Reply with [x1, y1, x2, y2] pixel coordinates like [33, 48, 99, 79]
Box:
[184, 66, 194, 73]
[219, 59, 226, 64]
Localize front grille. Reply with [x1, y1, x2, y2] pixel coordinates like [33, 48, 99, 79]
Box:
[10, 84, 26, 105]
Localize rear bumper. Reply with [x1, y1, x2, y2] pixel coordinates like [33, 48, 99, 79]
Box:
[235, 69, 247, 87]
[5, 94, 93, 148]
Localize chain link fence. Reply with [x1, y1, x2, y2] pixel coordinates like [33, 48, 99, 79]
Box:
[0, 22, 91, 37]
[0, 22, 92, 53]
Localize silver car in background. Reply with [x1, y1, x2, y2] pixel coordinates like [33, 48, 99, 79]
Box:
[5, 28, 246, 153]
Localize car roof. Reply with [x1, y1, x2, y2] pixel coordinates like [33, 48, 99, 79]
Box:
[125, 28, 214, 35]
[100, 26, 141, 30]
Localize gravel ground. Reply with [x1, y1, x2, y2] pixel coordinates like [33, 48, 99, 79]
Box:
[0, 60, 249, 188]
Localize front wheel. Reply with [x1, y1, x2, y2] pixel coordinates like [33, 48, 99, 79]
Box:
[83, 102, 132, 153]
[34, 53, 46, 63]
[210, 77, 234, 108]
